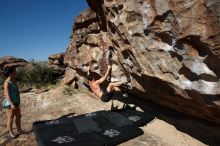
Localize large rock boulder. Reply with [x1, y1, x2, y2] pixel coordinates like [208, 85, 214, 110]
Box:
[48, 52, 65, 66]
[0, 56, 28, 70]
[64, 0, 220, 124]
[48, 53, 66, 78]
[60, 67, 76, 85]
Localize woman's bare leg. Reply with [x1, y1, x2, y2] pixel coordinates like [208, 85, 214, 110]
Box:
[14, 107, 22, 132]
[107, 81, 125, 92]
[6, 109, 14, 133]
[113, 86, 121, 91]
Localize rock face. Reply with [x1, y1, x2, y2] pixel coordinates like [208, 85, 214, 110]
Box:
[0, 56, 28, 70]
[48, 52, 65, 66]
[48, 53, 66, 78]
[64, 0, 220, 124]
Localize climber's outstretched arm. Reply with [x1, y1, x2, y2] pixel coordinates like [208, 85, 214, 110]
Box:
[96, 65, 111, 84]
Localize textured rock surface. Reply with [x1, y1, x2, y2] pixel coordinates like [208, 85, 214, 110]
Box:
[64, 0, 220, 124]
[60, 67, 77, 85]
[48, 52, 65, 66]
[48, 53, 66, 77]
[0, 56, 28, 70]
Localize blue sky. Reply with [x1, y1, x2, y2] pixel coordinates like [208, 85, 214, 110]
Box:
[0, 0, 88, 61]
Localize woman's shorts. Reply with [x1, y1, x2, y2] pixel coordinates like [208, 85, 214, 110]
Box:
[3, 103, 20, 109]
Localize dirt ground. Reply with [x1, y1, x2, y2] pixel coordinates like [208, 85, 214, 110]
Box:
[0, 86, 219, 146]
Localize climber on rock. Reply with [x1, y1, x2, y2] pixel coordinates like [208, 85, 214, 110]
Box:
[87, 64, 129, 102]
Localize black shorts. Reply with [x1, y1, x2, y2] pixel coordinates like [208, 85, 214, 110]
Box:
[101, 90, 114, 102]
[3, 103, 20, 109]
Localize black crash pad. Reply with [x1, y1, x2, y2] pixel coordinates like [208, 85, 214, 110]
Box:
[101, 111, 132, 127]
[33, 110, 145, 146]
[90, 111, 144, 146]
[118, 109, 155, 127]
[33, 117, 104, 146]
[73, 116, 102, 134]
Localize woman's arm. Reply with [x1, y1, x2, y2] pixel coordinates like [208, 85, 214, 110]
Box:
[4, 81, 15, 109]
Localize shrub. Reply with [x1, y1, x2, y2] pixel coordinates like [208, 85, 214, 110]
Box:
[16, 60, 60, 88]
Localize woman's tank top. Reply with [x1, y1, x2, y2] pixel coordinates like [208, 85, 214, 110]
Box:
[3, 81, 20, 106]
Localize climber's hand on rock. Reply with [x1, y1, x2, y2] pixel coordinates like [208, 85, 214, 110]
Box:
[107, 64, 112, 70]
